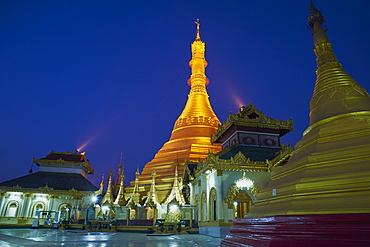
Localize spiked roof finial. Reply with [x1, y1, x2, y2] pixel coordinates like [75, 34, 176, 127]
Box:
[307, 0, 327, 34]
[194, 19, 201, 41]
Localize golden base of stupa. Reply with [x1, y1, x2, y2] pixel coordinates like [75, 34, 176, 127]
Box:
[248, 113, 370, 217]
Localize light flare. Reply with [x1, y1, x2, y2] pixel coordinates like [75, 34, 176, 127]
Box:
[233, 95, 245, 108]
[77, 138, 94, 152]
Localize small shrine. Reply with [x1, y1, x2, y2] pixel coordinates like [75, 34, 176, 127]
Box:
[185, 102, 294, 237]
[0, 151, 97, 228]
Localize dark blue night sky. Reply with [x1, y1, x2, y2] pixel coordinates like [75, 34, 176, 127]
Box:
[1, 0, 369, 187]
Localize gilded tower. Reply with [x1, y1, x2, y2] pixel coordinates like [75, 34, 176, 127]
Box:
[244, 1, 370, 218]
[132, 21, 222, 203]
[222, 2, 370, 246]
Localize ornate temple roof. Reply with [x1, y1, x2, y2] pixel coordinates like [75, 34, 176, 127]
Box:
[217, 145, 285, 161]
[33, 151, 94, 175]
[211, 103, 294, 143]
[36, 151, 86, 162]
[185, 144, 293, 179]
[0, 172, 98, 192]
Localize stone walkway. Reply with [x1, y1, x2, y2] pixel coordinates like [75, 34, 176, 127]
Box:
[0, 228, 223, 246]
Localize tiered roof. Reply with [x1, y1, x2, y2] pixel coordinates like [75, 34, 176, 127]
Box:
[212, 103, 293, 144]
[0, 172, 97, 192]
[33, 150, 94, 175]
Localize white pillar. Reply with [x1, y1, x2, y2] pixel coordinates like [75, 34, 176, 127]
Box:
[22, 193, 33, 217]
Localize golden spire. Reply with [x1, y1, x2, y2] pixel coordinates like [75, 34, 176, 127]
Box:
[306, 1, 370, 129]
[194, 19, 201, 41]
[132, 20, 221, 203]
[114, 169, 126, 206]
[101, 170, 114, 204]
[164, 161, 186, 205]
[115, 153, 123, 189]
[133, 168, 140, 195]
[174, 19, 219, 128]
[144, 170, 160, 207]
[100, 174, 104, 188]
[95, 174, 104, 195]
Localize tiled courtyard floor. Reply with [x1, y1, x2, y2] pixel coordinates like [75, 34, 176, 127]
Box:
[0, 228, 223, 246]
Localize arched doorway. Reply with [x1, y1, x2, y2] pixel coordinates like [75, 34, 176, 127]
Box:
[58, 203, 72, 221]
[31, 202, 45, 218]
[209, 188, 217, 221]
[5, 202, 18, 217]
[225, 183, 252, 218]
[233, 190, 251, 218]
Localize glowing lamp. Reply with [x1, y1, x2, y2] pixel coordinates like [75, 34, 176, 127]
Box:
[170, 205, 179, 212]
[235, 172, 253, 189]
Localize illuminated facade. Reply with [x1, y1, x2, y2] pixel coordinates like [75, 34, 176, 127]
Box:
[0, 151, 97, 227]
[222, 2, 370, 246]
[186, 103, 293, 237]
[127, 20, 222, 204]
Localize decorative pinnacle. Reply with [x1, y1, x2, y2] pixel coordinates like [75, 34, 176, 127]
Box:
[136, 163, 140, 176]
[175, 162, 179, 178]
[151, 170, 157, 177]
[194, 19, 201, 41]
[307, 0, 327, 34]
[100, 174, 104, 187]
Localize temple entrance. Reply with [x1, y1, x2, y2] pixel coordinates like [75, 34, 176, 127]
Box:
[166, 199, 180, 222]
[58, 203, 72, 221]
[225, 184, 252, 218]
[234, 201, 249, 218]
[233, 190, 251, 218]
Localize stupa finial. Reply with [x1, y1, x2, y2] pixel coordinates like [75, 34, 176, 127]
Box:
[194, 19, 201, 41]
[307, 0, 327, 35]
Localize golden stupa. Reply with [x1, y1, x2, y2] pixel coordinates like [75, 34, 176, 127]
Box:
[221, 3, 370, 246]
[131, 20, 222, 203]
[246, 1, 370, 218]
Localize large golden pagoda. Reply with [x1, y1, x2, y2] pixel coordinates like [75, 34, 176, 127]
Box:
[245, 1, 370, 217]
[132, 20, 222, 203]
[222, 2, 370, 246]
